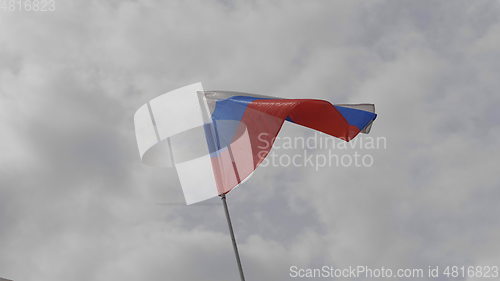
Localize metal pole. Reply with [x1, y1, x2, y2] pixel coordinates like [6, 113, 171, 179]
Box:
[220, 194, 246, 281]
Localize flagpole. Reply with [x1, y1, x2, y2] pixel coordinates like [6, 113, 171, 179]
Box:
[220, 194, 246, 281]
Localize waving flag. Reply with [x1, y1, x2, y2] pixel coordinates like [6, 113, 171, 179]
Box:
[134, 83, 377, 204]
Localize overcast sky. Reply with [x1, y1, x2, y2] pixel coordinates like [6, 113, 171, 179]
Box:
[1, 1, 500, 280]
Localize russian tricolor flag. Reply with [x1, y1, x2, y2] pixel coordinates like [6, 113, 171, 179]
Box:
[134, 83, 376, 204]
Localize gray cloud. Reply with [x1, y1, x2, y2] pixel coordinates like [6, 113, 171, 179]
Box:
[1, 0, 500, 280]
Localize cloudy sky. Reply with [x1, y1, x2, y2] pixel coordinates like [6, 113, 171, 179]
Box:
[1, 0, 500, 280]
